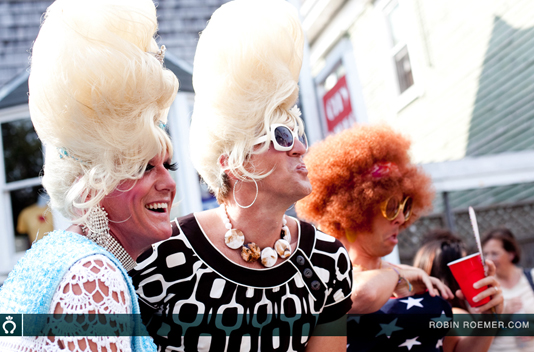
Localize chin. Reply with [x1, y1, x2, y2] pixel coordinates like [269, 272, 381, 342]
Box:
[151, 225, 172, 242]
[382, 246, 396, 257]
[299, 181, 313, 197]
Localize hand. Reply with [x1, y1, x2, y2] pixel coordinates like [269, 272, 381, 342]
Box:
[384, 263, 454, 300]
[457, 259, 504, 314]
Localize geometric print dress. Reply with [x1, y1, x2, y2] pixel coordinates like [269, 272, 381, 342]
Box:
[131, 214, 353, 352]
[347, 291, 453, 351]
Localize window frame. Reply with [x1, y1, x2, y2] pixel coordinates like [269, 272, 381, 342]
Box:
[314, 37, 368, 137]
[377, 0, 423, 111]
[0, 104, 44, 277]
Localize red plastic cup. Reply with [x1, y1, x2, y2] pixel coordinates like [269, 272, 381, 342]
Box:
[447, 252, 490, 307]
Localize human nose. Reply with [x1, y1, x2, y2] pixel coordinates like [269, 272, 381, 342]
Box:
[156, 167, 176, 193]
[289, 136, 307, 155]
[392, 208, 406, 225]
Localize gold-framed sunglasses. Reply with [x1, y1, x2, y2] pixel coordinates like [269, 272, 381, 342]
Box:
[380, 196, 413, 221]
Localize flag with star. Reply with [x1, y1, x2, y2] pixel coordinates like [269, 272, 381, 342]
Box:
[347, 291, 453, 351]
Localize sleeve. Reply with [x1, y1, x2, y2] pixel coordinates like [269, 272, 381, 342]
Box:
[130, 242, 168, 337]
[46, 254, 133, 352]
[313, 231, 353, 324]
[130, 233, 196, 349]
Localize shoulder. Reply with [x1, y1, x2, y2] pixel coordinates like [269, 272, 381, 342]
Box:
[296, 219, 351, 275]
[52, 254, 132, 314]
[131, 216, 200, 292]
[297, 218, 345, 247]
[67, 254, 126, 280]
[0, 230, 114, 314]
[314, 229, 347, 253]
[298, 219, 349, 259]
[383, 292, 452, 315]
[298, 220, 353, 318]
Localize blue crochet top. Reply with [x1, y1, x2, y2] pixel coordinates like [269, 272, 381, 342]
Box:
[0, 230, 155, 352]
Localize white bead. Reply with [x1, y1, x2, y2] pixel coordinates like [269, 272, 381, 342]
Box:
[261, 247, 277, 267]
[281, 226, 291, 243]
[225, 223, 232, 230]
[225, 229, 245, 249]
[282, 217, 287, 226]
[223, 218, 230, 224]
[274, 239, 291, 258]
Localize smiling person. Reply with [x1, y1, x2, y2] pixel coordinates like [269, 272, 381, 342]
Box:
[130, 0, 353, 351]
[0, 0, 178, 351]
[296, 124, 503, 351]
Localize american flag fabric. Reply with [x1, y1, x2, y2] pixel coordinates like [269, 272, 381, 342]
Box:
[347, 291, 453, 351]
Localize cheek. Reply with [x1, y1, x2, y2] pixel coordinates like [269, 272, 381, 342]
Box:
[370, 216, 388, 236]
[111, 180, 150, 205]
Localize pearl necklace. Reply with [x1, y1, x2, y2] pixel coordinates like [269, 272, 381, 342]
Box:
[220, 204, 291, 267]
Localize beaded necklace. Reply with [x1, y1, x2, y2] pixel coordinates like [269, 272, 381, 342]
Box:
[220, 204, 291, 267]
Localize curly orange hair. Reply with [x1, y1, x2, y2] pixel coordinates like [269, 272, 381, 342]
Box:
[296, 124, 434, 239]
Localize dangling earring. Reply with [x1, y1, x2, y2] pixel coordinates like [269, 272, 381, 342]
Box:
[233, 179, 258, 209]
[84, 206, 111, 248]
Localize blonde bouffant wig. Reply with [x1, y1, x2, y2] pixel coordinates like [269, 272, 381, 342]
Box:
[296, 124, 434, 239]
[29, 0, 179, 222]
[189, 0, 305, 202]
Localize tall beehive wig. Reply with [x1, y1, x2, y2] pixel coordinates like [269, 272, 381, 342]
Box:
[296, 124, 434, 239]
[29, 0, 179, 222]
[189, 0, 305, 201]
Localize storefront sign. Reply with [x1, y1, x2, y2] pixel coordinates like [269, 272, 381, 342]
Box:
[322, 75, 355, 133]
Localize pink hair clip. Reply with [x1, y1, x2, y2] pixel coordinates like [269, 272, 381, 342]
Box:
[365, 161, 398, 179]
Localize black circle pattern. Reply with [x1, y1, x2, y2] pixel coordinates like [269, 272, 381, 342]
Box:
[131, 214, 353, 352]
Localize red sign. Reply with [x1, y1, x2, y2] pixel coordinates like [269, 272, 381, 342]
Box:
[322, 75, 354, 133]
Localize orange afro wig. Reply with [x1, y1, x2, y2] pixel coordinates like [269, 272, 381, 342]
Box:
[296, 124, 434, 239]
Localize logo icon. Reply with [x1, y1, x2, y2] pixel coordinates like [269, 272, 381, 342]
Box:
[3, 316, 16, 334]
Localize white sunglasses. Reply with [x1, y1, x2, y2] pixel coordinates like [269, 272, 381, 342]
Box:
[253, 124, 308, 152]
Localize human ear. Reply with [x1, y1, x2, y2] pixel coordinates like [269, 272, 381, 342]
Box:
[218, 154, 239, 181]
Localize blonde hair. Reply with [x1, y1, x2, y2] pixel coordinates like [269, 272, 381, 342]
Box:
[189, 0, 305, 201]
[29, 0, 179, 222]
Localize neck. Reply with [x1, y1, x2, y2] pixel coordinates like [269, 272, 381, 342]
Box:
[351, 251, 382, 272]
[498, 263, 520, 281]
[339, 235, 382, 272]
[77, 224, 138, 271]
[224, 201, 288, 248]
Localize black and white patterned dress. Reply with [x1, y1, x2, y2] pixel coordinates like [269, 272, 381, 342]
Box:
[131, 213, 353, 352]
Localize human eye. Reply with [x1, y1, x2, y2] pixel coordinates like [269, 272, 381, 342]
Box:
[144, 163, 155, 172]
[164, 161, 178, 171]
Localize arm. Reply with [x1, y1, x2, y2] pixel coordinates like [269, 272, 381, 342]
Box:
[390, 263, 454, 299]
[50, 255, 132, 352]
[306, 316, 346, 352]
[350, 268, 398, 313]
[350, 264, 454, 314]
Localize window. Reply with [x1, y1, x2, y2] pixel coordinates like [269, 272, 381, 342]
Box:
[1, 113, 46, 257]
[385, 1, 414, 94]
[314, 39, 367, 137]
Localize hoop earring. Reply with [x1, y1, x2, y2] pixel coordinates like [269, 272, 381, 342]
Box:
[84, 206, 112, 248]
[233, 179, 258, 209]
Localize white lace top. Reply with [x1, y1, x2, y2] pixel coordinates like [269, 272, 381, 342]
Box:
[0, 254, 133, 352]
